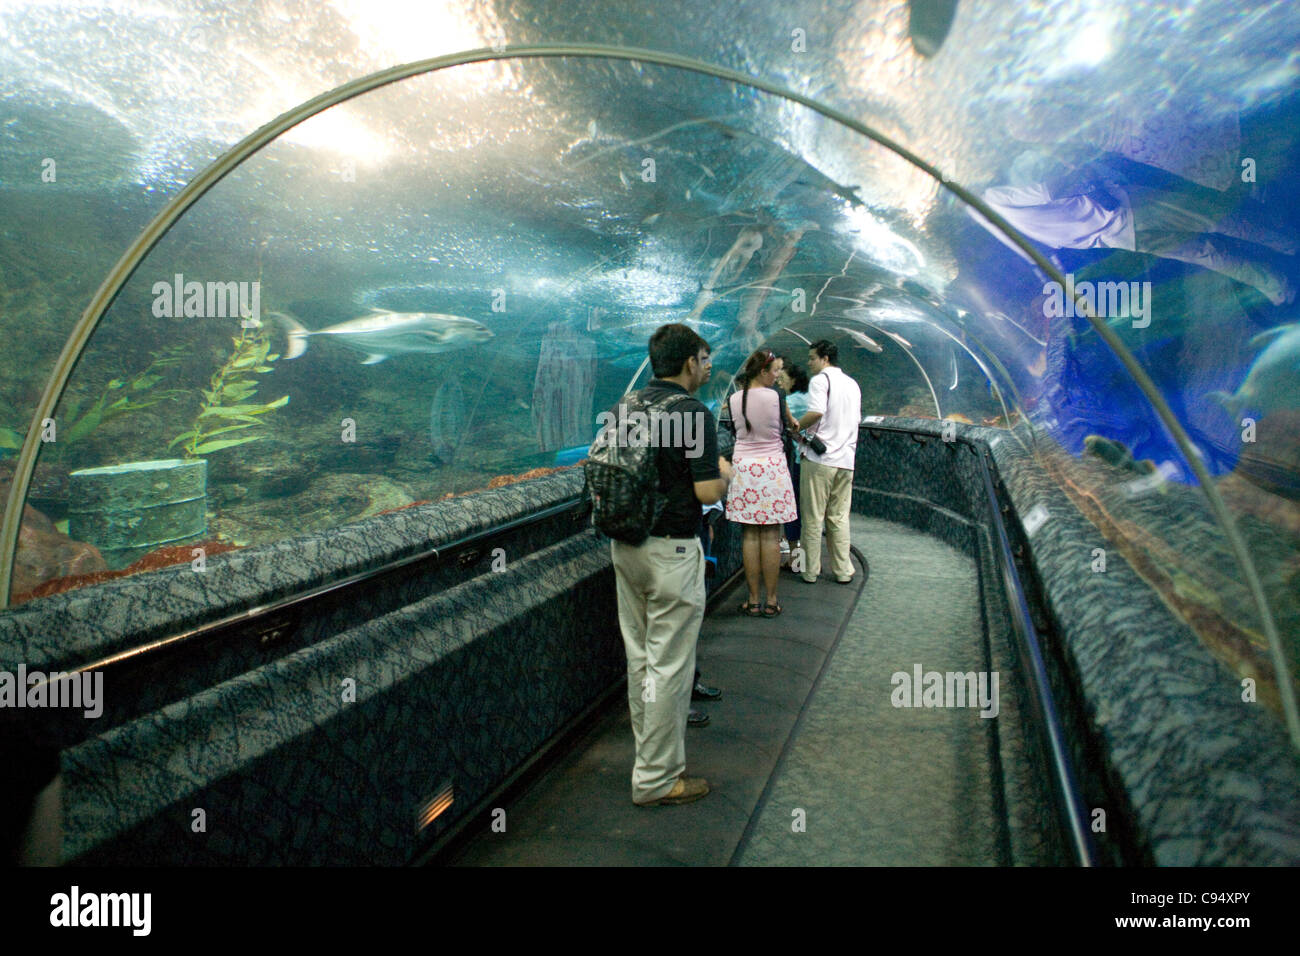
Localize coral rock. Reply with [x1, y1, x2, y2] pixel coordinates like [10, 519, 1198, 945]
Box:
[11, 502, 108, 600]
[897, 404, 938, 419]
[12, 538, 238, 603]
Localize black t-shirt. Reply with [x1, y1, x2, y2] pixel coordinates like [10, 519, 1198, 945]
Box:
[641, 380, 720, 537]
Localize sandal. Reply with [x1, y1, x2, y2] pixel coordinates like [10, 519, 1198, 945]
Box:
[738, 601, 762, 617]
[762, 602, 784, 618]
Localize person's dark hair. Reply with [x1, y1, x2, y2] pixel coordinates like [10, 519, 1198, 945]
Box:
[809, 339, 839, 366]
[649, 323, 709, 378]
[783, 361, 810, 394]
[734, 347, 778, 433]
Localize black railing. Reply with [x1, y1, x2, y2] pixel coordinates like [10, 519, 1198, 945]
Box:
[57, 494, 590, 681]
[971, 442, 1099, 866]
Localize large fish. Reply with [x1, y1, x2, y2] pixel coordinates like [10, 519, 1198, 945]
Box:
[685, 226, 764, 321]
[1211, 323, 1300, 420]
[272, 309, 493, 364]
[833, 325, 884, 353]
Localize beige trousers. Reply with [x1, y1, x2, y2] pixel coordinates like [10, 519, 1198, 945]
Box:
[799, 459, 854, 580]
[611, 536, 705, 803]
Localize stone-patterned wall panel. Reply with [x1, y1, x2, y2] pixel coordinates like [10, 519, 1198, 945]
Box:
[986, 426, 1300, 864]
[63, 533, 620, 865]
[857, 424, 977, 525]
[972, 524, 1070, 866]
[2, 471, 588, 673]
[3, 475, 592, 746]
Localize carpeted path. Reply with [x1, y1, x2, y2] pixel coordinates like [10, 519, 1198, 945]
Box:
[734, 516, 1007, 865]
[447, 516, 1009, 866]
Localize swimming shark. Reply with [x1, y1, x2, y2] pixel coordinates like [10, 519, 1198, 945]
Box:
[833, 325, 884, 353]
[1210, 323, 1300, 420]
[272, 309, 493, 365]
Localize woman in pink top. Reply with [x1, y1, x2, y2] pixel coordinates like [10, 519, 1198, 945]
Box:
[726, 349, 799, 617]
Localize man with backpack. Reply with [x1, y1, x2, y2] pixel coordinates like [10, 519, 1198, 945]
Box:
[586, 323, 731, 806]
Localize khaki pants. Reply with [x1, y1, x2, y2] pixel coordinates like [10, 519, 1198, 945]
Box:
[611, 536, 705, 803]
[799, 459, 854, 581]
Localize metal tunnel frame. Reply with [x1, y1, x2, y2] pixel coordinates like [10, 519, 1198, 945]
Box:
[1, 42, 1295, 748]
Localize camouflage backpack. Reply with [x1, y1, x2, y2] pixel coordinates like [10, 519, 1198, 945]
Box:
[583, 389, 690, 545]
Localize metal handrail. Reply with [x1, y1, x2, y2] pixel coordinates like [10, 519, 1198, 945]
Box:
[29, 493, 587, 680]
[971, 440, 1100, 866]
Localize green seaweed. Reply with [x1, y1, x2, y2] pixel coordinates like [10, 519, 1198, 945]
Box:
[168, 326, 288, 458]
[47, 346, 190, 446]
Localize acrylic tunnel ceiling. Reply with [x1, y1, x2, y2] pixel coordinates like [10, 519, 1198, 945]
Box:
[2, 0, 1300, 687]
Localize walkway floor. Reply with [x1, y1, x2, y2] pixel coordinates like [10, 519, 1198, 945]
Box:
[447, 516, 1007, 866]
[735, 517, 1005, 865]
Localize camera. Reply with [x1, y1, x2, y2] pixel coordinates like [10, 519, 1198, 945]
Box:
[802, 432, 827, 455]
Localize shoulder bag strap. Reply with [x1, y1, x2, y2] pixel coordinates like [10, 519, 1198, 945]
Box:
[810, 372, 831, 440]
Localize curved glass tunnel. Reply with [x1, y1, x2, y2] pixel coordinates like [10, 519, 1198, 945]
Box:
[0, 2, 1298, 868]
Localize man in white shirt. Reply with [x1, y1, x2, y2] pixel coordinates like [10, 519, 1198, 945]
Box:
[796, 340, 862, 584]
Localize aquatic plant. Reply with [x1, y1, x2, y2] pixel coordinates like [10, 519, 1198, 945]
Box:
[0, 347, 190, 451]
[65, 349, 192, 444]
[168, 326, 288, 458]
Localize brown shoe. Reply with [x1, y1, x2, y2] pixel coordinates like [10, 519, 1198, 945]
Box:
[636, 776, 710, 806]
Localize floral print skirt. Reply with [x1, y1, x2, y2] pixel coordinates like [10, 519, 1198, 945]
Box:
[725, 454, 797, 525]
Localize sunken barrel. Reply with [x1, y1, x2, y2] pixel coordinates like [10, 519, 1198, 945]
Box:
[67, 458, 208, 570]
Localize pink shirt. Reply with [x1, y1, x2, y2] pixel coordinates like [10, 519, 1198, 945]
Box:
[729, 386, 785, 458]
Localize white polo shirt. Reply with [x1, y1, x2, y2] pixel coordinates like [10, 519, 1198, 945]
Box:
[804, 365, 861, 470]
